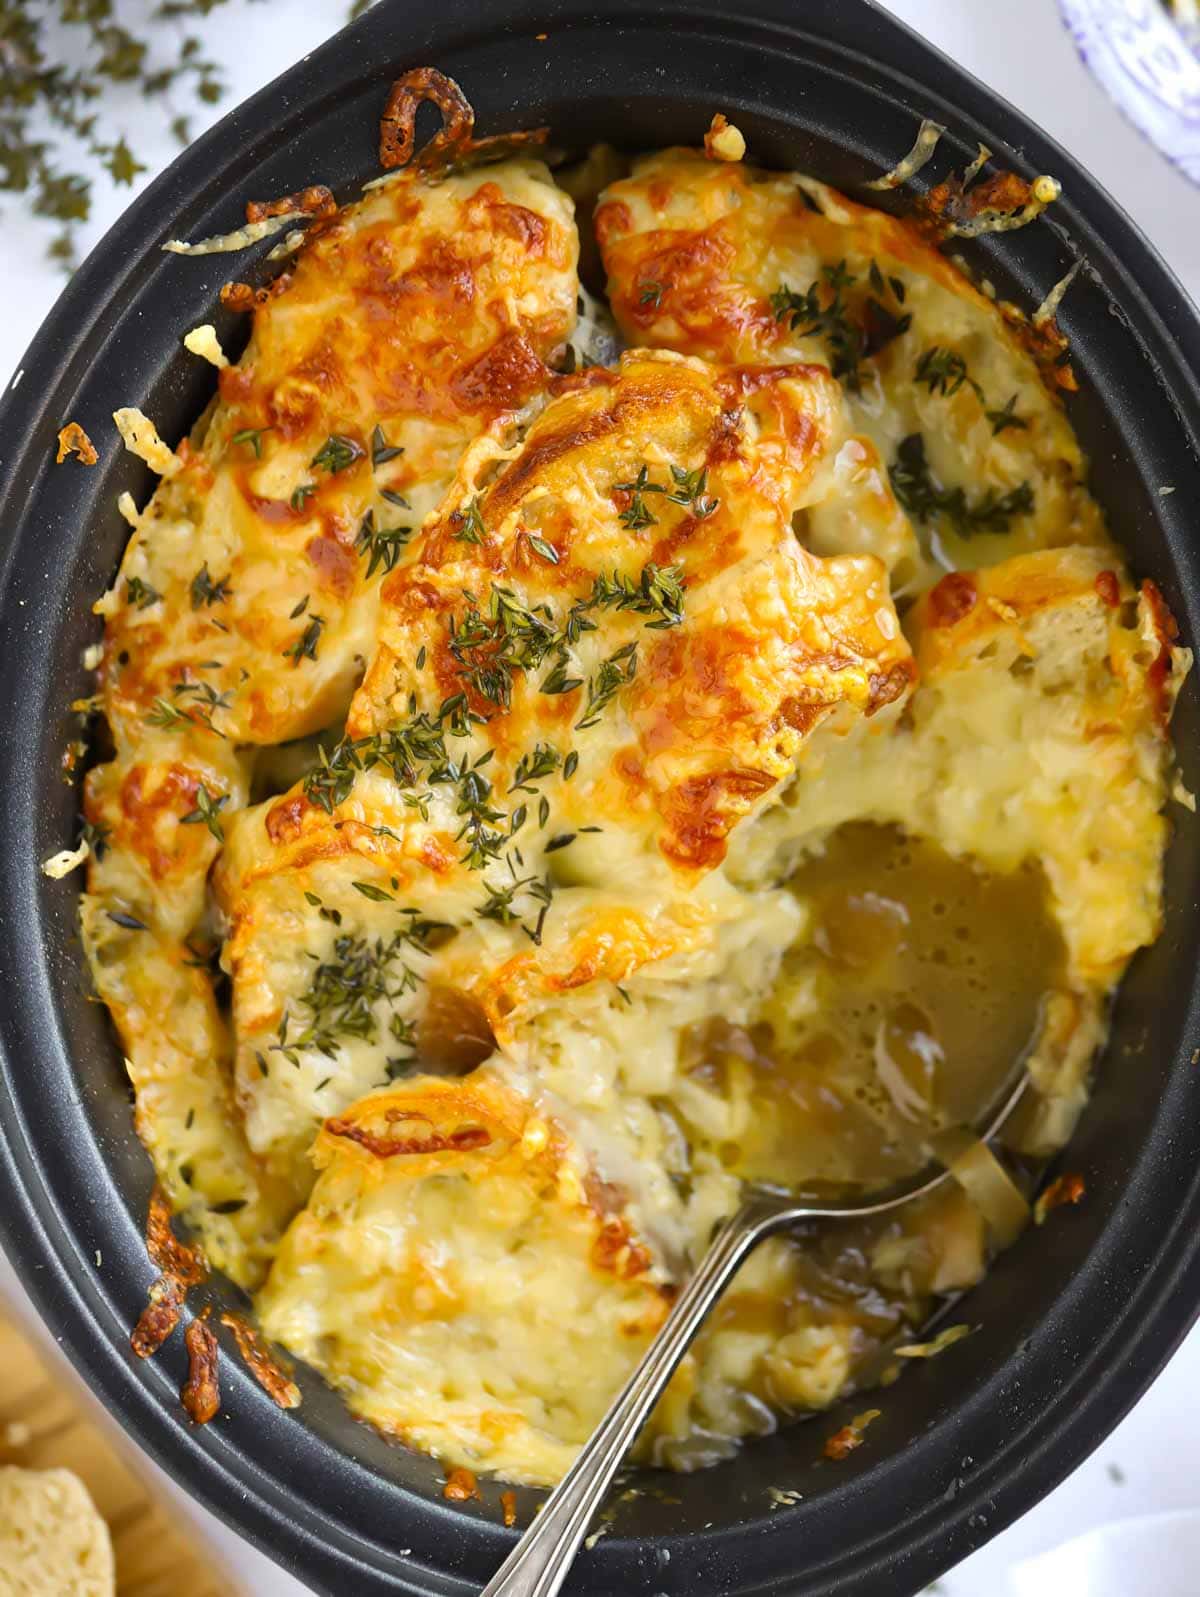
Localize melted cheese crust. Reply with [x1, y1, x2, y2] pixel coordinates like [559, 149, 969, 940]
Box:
[257, 1074, 672, 1484]
[213, 349, 912, 1198]
[83, 155, 579, 1282]
[596, 150, 1108, 587]
[80, 123, 1187, 1483]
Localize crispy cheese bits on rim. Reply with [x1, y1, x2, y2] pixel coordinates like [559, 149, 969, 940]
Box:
[55, 422, 97, 466]
[824, 1409, 882, 1461]
[1033, 1172, 1087, 1225]
[704, 113, 746, 163]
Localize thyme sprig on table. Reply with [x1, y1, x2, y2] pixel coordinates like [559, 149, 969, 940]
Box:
[0, 0, 236, 267]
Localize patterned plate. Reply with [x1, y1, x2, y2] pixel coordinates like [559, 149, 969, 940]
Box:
[1060, 0, 1200, 185]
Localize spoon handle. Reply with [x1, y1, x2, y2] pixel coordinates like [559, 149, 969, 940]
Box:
[479, 1194, 791, 1597]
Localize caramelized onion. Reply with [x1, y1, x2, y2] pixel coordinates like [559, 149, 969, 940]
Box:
[932, 1127, 1030, 1249]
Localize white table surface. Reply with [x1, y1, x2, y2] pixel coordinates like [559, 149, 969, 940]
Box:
[3, 3, 1198, 1594]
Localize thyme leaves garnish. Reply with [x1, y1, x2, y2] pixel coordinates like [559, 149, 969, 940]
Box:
[356, 510, 414, 578]
[772, 261, 864, 385]
[914, 349, 1029, 437]
[583, 562, 686, 630]
[190, 563, 231, 609]
[525, 534, 560, 565]
[452, 497, 488, 545]
[477, 871, 553, 945]
[509, 743, 561, 794]
[986, 394, 1029, 435]
[125, 575, 161, 610]
[144, 695, 226, 738]
[889, 433, 1034, 538]
[311, 434, 365, 475]
[665, 465, 719, 520]
[577, 641, 637, 730]
[180, 784, 228, 841]
[284, 613, 326, 666]
[299, 560, 684, 866]
[772, 258, 912, 388]
[271, 922, 433, 1065]
[613, 463, 718, 530]
[613, 464, 661, 531]
[231, 426, 272, 458]
[370, 425, 404, 467]
[914, 346, 979, 399]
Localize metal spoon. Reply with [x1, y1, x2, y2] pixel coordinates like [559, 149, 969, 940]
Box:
[479, 1071, 1029, 1597]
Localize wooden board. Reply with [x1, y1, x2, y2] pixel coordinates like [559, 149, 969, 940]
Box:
[0, 1312, 236, 1596]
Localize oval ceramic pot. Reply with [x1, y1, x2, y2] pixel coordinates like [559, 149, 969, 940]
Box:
[0, 2, 1198, 1593]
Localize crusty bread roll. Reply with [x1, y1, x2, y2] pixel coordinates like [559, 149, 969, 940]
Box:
[0, 1466, 114, 1596]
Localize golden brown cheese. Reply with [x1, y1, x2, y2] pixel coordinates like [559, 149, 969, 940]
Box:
[99, 158, 577, 755]
[347, 349, 914, 874]
[595, 149, 1107, 584]
[257, 1074, 672, 1485]
[82, 154, 579, 1284]
[213, 350, 913, 1194]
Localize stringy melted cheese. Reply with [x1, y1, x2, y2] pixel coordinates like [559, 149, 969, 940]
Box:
[81, 126, 1187, 1485]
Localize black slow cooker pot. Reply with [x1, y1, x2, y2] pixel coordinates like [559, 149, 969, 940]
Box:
[0, 1, 1198, 1593]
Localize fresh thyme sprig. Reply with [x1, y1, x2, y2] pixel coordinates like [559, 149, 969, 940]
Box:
[576, 641, 638, 729]
[985, 394, 1029, 435]
[477, 870, 553, 946]
[370, 425, 404, 467]
[299, 559, 686, 866]
[613, 463, 720, 530]
[231, 427, 272, 458]
[125, 576, 160, 610]
[914, 346, 980, 399]
[311, 434, 365, 475]
[0, 1, 235, 269]
[613, 464, 661, 531]
[889, 433, 1034, 537]
[356, 510, 415, 578]
[283, 613, 326, 666]
[190, 563, 231, 609]
[452, 497, 488, 544]
[271, 920, 435, 1065]
[772, 258, 912, 389]
[914, 347, 1029, 437]
[179, 783, 228, 841]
